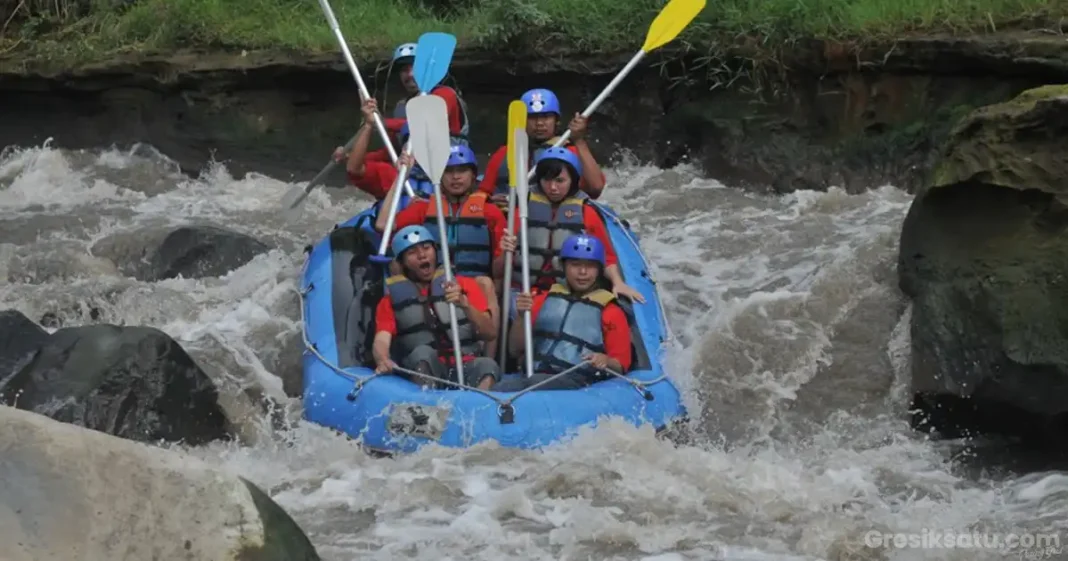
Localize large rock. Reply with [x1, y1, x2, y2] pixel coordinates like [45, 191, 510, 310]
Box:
[150, 225, 270, 281]
[0, 405, 320, 561]
[0, 310, 49, 383]
[92, 224, 270, 282]
[0, 323, 231, 444]
[898, 84, 1068, 439]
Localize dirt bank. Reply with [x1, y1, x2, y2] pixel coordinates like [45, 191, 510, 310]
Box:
[1, 33, 1066, 192]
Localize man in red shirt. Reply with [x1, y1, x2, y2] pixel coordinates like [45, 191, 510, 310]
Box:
[344, 98, 412, 200]
[334, 42, 470, 185]
[374, 144, 506, 358]
[372, 225, 500, 390]
[478, 88, 606, 210]
[383, 41, 470, 146]
[492, 234, 632, 391]
[492, 147, 644, 306]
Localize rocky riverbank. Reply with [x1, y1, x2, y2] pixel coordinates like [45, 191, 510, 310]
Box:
[1, 32, 1067, 194]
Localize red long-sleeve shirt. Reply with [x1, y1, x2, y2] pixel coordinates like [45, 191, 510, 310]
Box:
[384, 85, 464, 138]
[477, 144, 606, 198]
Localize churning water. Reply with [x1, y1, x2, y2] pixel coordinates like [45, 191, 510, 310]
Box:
[2, 141, 1067, 561]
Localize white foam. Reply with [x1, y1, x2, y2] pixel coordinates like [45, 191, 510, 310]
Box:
[2, 141, 1065, 561]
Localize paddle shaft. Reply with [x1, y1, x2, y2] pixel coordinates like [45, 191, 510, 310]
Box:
[375, 139, 414, 256]
[285, 132, 358, 210]
[497, 187, 518, 368]
[524, 50, 647, 181]
[429, 183, 467, 385]
[374, 87, 440, 258]
[317, 0, 415, 198]
[517, 185, 535, 378]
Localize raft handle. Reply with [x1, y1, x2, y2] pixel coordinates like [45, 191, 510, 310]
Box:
[345, 381, 362, 401]
[497, 403, 515, 424]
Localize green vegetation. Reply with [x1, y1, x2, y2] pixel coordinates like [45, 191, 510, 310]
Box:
[1, 0, 1065, 72]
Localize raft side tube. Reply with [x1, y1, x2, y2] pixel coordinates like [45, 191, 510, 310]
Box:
[300, 201, 685, 453]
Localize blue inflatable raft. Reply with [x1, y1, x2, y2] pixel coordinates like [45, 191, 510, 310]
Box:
[298, 199, 686, 454]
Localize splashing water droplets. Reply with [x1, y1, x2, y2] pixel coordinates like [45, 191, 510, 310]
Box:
[2, 142, 1065, 561]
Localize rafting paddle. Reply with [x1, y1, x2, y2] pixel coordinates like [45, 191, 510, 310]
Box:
[497, 101, 528, 369]
[513, 128, 536, 379]
[280, 133, 359, 215]
[523, 0, 706, 181]
[372, 32, 458, 264]
[406, 94, 467, 385]
[281, 0, 421, 212]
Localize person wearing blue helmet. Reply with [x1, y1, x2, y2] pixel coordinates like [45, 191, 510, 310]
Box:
[493, 146, 644, 305]
[491, 233, 633, 391]
[373, 143, 508, 358]
[478, 88, 606, 208]
[371, 225, 501, 390]
[333, 42, 471, 187]
[342, 98, 434, 204]
[381, 41, 471, 147]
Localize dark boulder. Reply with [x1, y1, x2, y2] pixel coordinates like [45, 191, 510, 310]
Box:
[898, 84, 1068, 440]
[0, 323, 231, 444]
[92, 224, 269, 282]
[0, 310, 50, 384]
[150, 225, 270, 281]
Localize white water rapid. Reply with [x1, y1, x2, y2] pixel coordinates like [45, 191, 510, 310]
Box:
[2, 141, 1066, 561]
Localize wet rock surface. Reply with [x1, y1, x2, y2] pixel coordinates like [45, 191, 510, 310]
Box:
[0, 310, 49, 384]
[0, 322, 232, 444]
[92, 224, 270, 282]
[0, 405, 320, 561]
[898, 84, 1068, 440]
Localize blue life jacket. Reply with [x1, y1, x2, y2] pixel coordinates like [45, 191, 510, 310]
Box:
[514, 188, 589, 290]
[532, 283, 617, 377]
[405, 167, 436, 199]
[384, 268, 479, 359]
[424, 191, 492, 278]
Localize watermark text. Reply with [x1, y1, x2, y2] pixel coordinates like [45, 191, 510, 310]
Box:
[864, 529, 1061, 558]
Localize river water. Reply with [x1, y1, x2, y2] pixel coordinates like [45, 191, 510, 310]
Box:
[2, 141, 1066, 561]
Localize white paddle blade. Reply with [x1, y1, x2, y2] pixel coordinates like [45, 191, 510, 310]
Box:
[405, 95, 451, 184]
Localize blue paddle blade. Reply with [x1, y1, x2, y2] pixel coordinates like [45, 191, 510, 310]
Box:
[413, 32, 456, 94]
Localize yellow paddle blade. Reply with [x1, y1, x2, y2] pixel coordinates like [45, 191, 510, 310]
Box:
[507, 100, 527, 188]
[642, 0, 706, 52]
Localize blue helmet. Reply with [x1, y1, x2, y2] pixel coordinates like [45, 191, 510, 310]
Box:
[533, 146, 583, 178]
[520, 88, 561, 116]
[446, 145, 478, 170]
[559, 234, 605, 266]
[392, 225, 437, 258]
[392, 42, 417, 64]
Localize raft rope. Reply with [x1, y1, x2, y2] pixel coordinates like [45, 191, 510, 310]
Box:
[293, 290, 668, 424]
[294, 280, 664, 395]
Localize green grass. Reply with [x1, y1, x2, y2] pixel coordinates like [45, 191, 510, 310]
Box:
[1, 0, 1066, 72]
